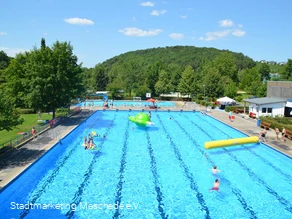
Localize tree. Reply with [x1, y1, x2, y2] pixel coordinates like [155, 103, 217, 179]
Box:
[239, 67, 261, 94]
[3, 53, 28, 107]
[203, 67, 224, 98]
[257, 82, 267, 97]
[0, 91, 23, 131]
[212, 52, 238, 82]
[0, 50, 10, 70]
[24, 39, 84, 118]
[135, 84, 151, 98]
[154, 70, 173, 95]
[106, 80, 123, 99]
[259, 63, 270, 81]
[167, 63, 182, 90]
[92, 65, 108, 91]
[280, 59, 292, 80]
[224, 81, 237, 98]
[41, 38, 46, 49]
[146, 61, 165, 96]
[177, 65, 196, 97]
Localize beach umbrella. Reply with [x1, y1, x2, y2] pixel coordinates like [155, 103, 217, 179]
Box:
[216, 96, 236, 104]
[146, 98, 156, 104]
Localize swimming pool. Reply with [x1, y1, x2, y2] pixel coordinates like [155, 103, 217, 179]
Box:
[0, 111, 291, 218]
[77, 100, 176, 107]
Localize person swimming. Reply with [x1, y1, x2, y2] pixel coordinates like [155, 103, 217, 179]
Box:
[211, 166, 221, 174]
[209, 179, 220, 192]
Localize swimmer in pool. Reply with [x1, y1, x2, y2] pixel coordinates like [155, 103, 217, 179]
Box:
[211, 166, 221, 174]
[209, 179, 220, 192]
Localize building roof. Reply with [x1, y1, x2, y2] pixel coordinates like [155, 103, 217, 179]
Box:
[243, 97, 287, 105]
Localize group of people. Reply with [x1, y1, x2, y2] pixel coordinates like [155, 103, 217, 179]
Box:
[275, 127, 287, 141]
[103, 100, 114, 108]
[83, 132, 106, 150]
[259, 127, 287, 142]
[84, 133, 95, 150]
[209, 166, 221, 192]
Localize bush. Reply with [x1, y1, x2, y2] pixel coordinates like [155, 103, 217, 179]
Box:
[236, 96, 243, 102]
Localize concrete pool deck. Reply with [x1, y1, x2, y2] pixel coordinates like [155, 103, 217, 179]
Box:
[0, 104, 291, 190]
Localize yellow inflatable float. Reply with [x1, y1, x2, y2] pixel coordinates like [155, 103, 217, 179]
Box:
[204, 136, 259, 149]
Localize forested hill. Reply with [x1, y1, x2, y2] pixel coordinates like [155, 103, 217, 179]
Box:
[100, 46, 256, 71]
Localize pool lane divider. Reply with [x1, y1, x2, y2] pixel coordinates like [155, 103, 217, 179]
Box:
[112, 120, 130, 219]
[198, 116, 292, 183]
[18, 111, 102, 218]
[156, 115, 211, 219]
[145, 131, 168, 219]
[185, 114, 292, 213]
[65, 115, 117, 218]
[172, 114, 257, 218]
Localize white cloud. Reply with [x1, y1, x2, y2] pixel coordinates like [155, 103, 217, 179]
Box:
[219, 19, 234, 27]
[180, 15, 187, 19]
[0, 32, 7, 36]
[169, 33, 184, 40]
[232, 29, 246, 37]
[200, 20, 246, 40]
[151, 9, 167, 16]
[0, 47, 26, 57]
[199, 30, 230, 41]
[140, 1, 154, 6]
[119, 27, 162, 36]
[64, 18, 94, 25]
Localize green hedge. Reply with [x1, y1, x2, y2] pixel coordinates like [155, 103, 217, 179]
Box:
[260, 116, 292, 130]
[225, 106, 248, 112]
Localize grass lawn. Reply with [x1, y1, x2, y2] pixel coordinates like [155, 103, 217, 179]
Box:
[0, 113, 53, 145]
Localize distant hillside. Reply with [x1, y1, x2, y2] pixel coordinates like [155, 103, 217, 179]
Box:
[100, 46, 256, 72]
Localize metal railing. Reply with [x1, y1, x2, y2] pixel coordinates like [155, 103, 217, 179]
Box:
[0, 106, 82, 153]
[0, 123, 50, 152]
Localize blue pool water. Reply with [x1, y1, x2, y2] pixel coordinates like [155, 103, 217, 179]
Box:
[0, 111, 292, 218]
[77, 100, 176, 107]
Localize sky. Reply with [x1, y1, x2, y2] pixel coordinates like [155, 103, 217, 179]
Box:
[1, 0, 292, 68]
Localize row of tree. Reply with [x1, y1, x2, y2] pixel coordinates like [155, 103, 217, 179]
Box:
[83, 49, 285, 99]
[1, 41, 292, 132]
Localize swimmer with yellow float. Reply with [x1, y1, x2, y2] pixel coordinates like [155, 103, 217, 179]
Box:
[204, 136, 259, 149]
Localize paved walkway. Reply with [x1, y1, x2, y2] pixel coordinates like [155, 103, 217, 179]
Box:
[0, 103, 291, 190]
[0, 109, 93, 189]
[207, 109, 292, 157]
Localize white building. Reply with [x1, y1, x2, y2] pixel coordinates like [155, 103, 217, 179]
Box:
[243, 98, 287, 118]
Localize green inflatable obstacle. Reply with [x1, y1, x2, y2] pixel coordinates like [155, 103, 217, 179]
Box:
[129, 112, 154, 127]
